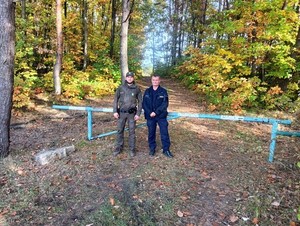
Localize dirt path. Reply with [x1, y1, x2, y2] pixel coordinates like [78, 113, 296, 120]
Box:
[2, 77, 300, 226]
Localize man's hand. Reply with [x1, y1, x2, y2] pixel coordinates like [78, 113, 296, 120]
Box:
[113, 112, 119, 119]
[150, 112, 156, 117]
[134, 115, 140, 121]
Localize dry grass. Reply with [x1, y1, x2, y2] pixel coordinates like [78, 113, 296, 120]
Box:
[1, 113, 299, 225]
[1, 77, 299, 225]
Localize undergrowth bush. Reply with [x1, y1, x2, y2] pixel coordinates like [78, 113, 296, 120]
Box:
[175, 47, 300, 113]
[14, 57, 120, 108]
[13, 70, 39, 109]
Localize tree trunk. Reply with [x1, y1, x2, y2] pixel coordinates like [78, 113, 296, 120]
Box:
[110, 0, 117, 58]
[82, 0, 88, 71]
[53, 0, 63, 95]
[0, 1, 15, 158]
[288, 4, 300, 84]
[64, 0, 67, 18]
[21, 0, 26, 19]
[120, 0, 131, 84]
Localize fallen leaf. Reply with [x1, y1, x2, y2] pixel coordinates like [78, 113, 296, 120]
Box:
[271, 201, 280, 207]
[177, 210, 184, 217]
[17, 170, 24, 175]
[188, 177, 196, 181]
[201, 171, 211, 179]
[109, 197, 115, 206]
[155, 181, 164, 187]
[108, 183, 116, 188]
[180, 196, 189, 201]
[87, 165, 95, 170]
[229, 214, 239, 223]
[252, 217, 259, 224]
[91, 153, 97, 161]
[183, 211, 192, 216]
[0, 209, 9, 215]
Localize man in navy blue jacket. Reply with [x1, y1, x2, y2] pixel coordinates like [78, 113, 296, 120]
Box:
[142, 75, 173, 158]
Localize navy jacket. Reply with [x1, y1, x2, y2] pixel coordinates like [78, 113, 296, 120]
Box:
[142, 85, 169, 120]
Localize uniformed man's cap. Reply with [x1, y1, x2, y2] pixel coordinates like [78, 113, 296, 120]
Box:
[126, 72, 135, 77]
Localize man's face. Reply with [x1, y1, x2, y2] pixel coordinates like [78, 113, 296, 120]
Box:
[126, 76, 134, 84]
[151, 76, 160, 86]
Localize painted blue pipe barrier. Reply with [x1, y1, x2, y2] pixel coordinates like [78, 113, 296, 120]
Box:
[52, 105, 299, 162]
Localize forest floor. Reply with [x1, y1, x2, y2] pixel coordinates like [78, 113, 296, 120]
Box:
[0, 77, 300, 226]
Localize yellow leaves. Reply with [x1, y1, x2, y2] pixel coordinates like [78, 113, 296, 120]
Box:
[267, 86, 283, 96]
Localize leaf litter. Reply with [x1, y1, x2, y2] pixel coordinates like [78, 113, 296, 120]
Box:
[0, 77, 299, 225]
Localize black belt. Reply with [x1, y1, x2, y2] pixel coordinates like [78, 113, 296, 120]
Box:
[120, 110, 130, 113]
[119, 108, 136, 114]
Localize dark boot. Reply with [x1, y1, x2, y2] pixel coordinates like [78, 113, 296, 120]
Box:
[149, 149, 156, 156]
[113, 147, 122, 156]
[163, 150, 173, 158]
[130, 150, 136, 157]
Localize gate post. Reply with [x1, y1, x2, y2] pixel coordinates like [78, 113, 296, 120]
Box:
[269, 122, 279, 162]
[87, 107, 93, 140]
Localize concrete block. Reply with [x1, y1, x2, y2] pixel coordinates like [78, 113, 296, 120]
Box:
[35, 145, 75, 165]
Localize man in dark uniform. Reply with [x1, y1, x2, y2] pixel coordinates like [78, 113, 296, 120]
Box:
[113, 72, 142, 157]
[142, 74, 173, 158]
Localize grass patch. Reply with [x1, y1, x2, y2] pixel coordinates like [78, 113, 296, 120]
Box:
[2, 111, 300, 225]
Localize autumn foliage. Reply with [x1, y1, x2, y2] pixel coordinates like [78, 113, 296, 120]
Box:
[169, 0, 300, 113]
[13, 0, 146, 108]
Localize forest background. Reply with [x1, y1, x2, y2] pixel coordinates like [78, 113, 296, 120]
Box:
[0, 1, 299, 225]
[13, 0, 300, 114]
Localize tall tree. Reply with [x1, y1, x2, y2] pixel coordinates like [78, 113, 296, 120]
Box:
[21, 0, 26, 19]
[82, 0, 88, 70]
[53, 0, 63, 95]
[120, 0, 132, 83]
[110, 0, 117, 58]
[0, 0, 15, 158]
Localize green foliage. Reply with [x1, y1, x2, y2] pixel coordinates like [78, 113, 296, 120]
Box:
[14, 43, 40, 108]
[176, 45, 300, 112]
[177, 48, 261, 113]
[92, 53, 121, 82]
[12, 0, 147, 106]
[262, 83, 299, 111]
[169, 0, 300, 113]
[62, 70, 118, 100]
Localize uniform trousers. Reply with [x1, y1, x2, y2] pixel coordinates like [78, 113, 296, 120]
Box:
[115, 113, 136, 151]
[146, 117, 170, 152]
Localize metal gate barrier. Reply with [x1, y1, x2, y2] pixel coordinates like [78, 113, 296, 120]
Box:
[52, 105, 300, 162]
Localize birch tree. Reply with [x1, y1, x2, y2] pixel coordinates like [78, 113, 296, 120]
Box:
[53, 0, 63, 95]
[120, 0, 133, 83]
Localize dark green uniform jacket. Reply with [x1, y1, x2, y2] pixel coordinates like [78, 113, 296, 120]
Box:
[113, 81, 142, 116]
